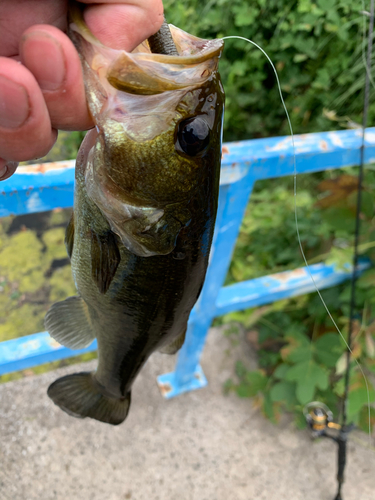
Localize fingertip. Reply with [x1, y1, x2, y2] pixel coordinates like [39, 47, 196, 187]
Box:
[0, 57, 56, 162]
[20, 25, 93, 131]
[83, 2, 164, 50]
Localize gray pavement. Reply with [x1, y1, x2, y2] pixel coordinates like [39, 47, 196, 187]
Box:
[0, 327, 374, 500]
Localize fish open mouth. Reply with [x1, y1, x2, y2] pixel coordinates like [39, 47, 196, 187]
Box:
[105, 28, 224, 95]
[69, 5, 224, 97]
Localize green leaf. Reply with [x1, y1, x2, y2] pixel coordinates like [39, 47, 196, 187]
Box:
[273, 363, 290, 380]
[334, 378, 345, 396]
[281, 327, 311, 363]
[347, 387, 373, 416]
[294, 411, 308, 430]
[270, 381, 297, 407]
[236, 383, 253, 398]
[288, 346, 312, 364]
[357, 269, 375, 289]
[223, 379, 235, 394]
[235, 360, 246, 379]
[285, 361, 329, 405]
[317, 0, 335, 9]
[232, 4, 258, 27]
[314, 333, 343, 367]
[358, 405, 375, 433]
[245, 370, 267, 392]
[294, 54, 309, 63]
[263, 392, 278, 423]
[235, 370, 267, 398]
[322, 207, 355, 232]
[347, 373, 375, 417]
[360, 191, 373, 219]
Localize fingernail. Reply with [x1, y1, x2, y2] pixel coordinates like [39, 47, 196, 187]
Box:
[0, 165, 8, 179]
[0, 76, 30, 129]
[22, 33, 65, 91]
[0, 161, 18, 181]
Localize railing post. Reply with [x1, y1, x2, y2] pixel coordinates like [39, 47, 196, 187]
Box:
[157, 174, 256, 398]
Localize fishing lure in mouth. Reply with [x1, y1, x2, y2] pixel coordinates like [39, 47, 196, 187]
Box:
[45, 2, 225, 425]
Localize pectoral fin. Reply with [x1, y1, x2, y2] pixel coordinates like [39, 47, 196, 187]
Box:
[91, 230, 121, 294]
[45, 296, 95, 349]
[65, 213, 74, 259]
[159, 328, 186, 355]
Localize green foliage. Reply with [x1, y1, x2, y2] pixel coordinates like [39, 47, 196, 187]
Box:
[164, 0, 373, 141]
[223, 169, 375, 431]
[49, 266, 77, 303]
[0, 209, 79, 381]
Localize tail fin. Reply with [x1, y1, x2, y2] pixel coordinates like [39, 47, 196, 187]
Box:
[47, 372, 131, 426]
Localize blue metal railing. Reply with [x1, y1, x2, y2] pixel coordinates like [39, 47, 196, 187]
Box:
[0, 128, 374, 396]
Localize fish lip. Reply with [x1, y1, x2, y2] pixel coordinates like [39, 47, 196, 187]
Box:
[70, 15, 224, 63]
[69, 7, 223, 94]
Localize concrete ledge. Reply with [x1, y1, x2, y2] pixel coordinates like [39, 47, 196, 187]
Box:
[0, 327, 373, 500]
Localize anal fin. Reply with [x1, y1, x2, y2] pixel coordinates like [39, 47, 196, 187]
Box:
[45, 296, 95, 349]
[159, 328, 186, 355]
[47, 372, 131, 426]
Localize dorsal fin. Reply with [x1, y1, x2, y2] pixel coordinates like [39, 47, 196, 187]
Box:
[91, 230, 121, 294]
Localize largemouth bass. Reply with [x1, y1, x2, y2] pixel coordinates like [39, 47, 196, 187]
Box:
[45, 6, 224, 425]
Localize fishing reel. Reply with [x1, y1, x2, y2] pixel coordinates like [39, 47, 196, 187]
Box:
[303, 402, 341, 438]
[303, 402, 356, 500]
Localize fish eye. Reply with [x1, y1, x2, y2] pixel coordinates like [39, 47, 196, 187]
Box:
[176, 117, 210, 156]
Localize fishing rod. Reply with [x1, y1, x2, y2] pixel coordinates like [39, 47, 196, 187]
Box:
[303, 3, 375, 499]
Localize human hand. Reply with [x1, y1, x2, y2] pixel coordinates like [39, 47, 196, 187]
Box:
[0, 0, 164, 180]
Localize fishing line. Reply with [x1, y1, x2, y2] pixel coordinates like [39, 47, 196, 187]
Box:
[221, 35, 371, 440]
[362, 0, 375, 91]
